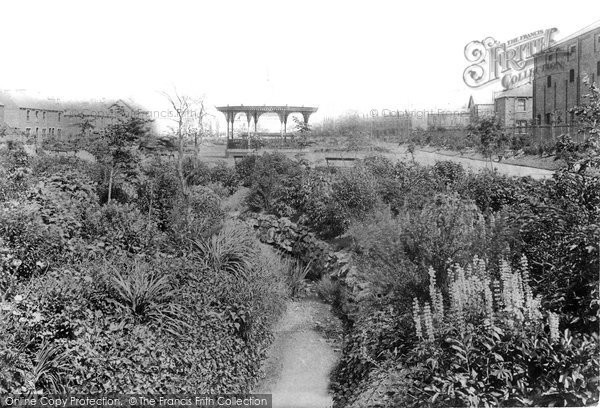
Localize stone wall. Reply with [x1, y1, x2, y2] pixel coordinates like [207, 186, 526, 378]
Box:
[244, 213, 368, 320]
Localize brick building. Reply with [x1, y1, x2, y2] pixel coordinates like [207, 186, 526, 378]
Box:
[532, 23, 600, 126]
[494, 84, 533, 129]
[0, 90, 64, 140]
[0, 90, 152, 142]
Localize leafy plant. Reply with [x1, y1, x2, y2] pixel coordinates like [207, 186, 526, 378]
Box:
[28, 342, 70, 393]
[407, 257, 600, 407]
[105, 259, 189, 337]
[192, 221, 257, 280]
[284, 259, 312, 298]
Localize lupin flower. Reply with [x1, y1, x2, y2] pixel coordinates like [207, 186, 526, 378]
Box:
[423, 302, 435, 342]
[412, 298, 423, 339]
[548, 312, 560, 342]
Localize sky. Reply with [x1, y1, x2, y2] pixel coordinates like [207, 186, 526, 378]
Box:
[0, 0, 598, 131]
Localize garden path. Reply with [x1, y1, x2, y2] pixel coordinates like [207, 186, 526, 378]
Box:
[254, 298, 342, 408]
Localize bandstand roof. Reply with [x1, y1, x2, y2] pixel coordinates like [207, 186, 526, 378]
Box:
[216, 105, 318, 114]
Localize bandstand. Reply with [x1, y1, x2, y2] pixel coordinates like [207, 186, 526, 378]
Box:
[216, 105, 318, 140]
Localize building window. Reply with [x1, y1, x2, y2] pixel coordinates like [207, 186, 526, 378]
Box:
[570, 111, 575, 123]
[548, 53, 553, 62]
[35, 127, 39, 136]
[547, 76, 552, 88]
[25, 128, 31, 135]
[42, 129, 46, 137]
[35, 111, 39, 120]
[42, 111, 46, 121]
[57, 129, 62, 137]
[597, 61, 600, 76]
[58, 112, 62, 122]
[516, 98, 526, 111]
[545, 113, 551, 125]
[536, 114, 542, 125]
[569, 69, 575, 83]
[569, 45, 576, 59]
[26, 110, 30, 121]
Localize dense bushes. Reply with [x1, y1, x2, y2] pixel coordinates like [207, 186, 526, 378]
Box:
[243, 152, 306, 217]
[327, 158, 600, 406]
[0, 150, 289, 395]
[222, 151, 599, 406]
[512, 170, 600, 334]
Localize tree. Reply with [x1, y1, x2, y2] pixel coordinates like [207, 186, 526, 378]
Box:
[191, 97, 210, 164]
[556, 80, 600, 173]
[293, 116, 311, 134]
[73, 112, 96, 136]
[162, 89, 192, 195]
[468, 117, 509, 165]
[90, 106, 151, 203]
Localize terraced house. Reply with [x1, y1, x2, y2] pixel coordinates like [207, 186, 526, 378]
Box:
[0, 90, 63, 140]
[0, 90, 152, 141]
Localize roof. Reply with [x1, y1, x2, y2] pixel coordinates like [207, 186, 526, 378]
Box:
[0, 90, 148, 116]
[0, 89, 61, 110]
[495, 84, 533, 99]
[216, 105, 318, 114]
[533, 20, 600, 57]
[62, 98, 147, 116]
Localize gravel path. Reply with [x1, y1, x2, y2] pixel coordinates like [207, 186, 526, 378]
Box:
[254, 299, 342, 408]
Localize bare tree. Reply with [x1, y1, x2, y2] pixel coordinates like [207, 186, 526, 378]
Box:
[162, 88, 192, 194]
[192, 96, 209, 165]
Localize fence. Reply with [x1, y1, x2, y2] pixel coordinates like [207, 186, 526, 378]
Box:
[375, 124, 590, 151]
[226, 137, 314, 151]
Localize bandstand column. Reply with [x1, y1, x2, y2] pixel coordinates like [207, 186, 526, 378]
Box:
[226, 112, 230, 139]
[283, 113, 289, 142]
[277, 112, 285, 140]
[245, 112, 252, 137]
[302, 112, 312, 126]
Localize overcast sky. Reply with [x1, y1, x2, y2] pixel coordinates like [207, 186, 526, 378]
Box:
[1, 0, 598, 130]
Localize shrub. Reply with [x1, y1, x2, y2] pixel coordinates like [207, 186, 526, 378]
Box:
[2, 224, 288, 394]
[433, 160, 466, 186]
[331, 165, 379, 220]
[82, 202, 166, 255]
[235, 155, 258, 187]
[0, 144, 31, 201]
[459, 170, 532, 213]
[244, 153, 304, 217]
[292, 170, 346, 239]
[405, 257, 600, 407]
[182, 158, 212, 187]
[349, 194, 500, 283]
[512, 170, 600, 334]
[0, 202, 68, 281]
[210, 161, 238, 193]
[169, 186, 224, 244]
[136, 159, 180, 231]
